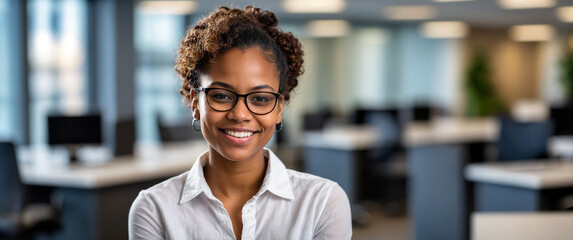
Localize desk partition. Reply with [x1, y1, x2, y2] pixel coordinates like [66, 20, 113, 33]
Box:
[19, 141, 208, 240]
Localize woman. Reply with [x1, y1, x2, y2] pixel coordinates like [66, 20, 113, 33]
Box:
[129, 6, 352, 240]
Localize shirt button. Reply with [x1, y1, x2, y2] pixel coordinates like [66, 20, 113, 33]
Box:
[248, 208, 254, 214]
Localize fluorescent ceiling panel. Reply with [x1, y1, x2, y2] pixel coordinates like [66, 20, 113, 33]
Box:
[383, 5, 437, 20]
[138, 1, 197, 15]
[305, 20, 350, 37]
[498, 0, 555, 9]
[434, 0, 474, 2]
[509, 24, 554, 42]
[557, 7, 573, 23]
[282, 0, 346, 13]
[420, 21, 468, 39]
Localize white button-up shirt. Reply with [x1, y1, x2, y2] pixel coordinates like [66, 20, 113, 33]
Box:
[129, 148, 352, 240]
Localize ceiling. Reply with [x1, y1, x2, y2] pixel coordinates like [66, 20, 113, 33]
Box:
[188, 0, 573, 30]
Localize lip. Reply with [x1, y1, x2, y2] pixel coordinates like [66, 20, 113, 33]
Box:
[220, 128, 259, 145]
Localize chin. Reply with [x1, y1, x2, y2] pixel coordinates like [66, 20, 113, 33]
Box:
[212, 142, 266, 163]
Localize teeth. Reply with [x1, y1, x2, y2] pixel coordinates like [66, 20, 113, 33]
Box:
[225, 130, 254, 138]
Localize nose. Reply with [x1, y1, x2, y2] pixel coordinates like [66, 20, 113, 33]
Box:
[227, 97, 252, 122]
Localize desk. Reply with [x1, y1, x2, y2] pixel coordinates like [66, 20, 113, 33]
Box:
[302, 125, 381, 203]
[465, 161, 573, 211]
[549, 136, 573, 159]
[19, 141, 208, 240]
[472, 212, 573, 240]
[404, 117, 496, 240]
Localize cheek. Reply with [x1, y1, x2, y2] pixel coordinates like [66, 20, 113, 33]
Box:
[260, 115, 279, 132]
[197, 99, 210, 117]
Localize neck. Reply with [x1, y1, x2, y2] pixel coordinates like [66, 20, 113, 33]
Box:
[204, 149, 267, 198]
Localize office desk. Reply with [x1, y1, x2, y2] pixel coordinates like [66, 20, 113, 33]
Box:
[19, 141, 208, 240]
[472, 212, 573, 240]
[302, 126, 381, 203]
[465, 161, 573, 211]
[404, 117, 497, 240]
[549, 136, 573, 159]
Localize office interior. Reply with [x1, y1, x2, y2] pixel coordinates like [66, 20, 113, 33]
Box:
[1, 0, 573, 239]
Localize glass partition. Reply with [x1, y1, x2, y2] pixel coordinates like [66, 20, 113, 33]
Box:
[134, 11, 188, 142]
[27, 0, 89, 145]
[0, 0, 11, 139]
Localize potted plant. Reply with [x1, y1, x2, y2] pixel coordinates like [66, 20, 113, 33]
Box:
[465, 52, 504, 117]
[561, 52, 573, 106]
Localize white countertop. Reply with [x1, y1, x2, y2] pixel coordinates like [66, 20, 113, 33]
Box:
[472, 212, 573, 240]
[404, 117, 498, 146]
[19, 141, 208, 189]
[549, 136, 573, 159]
[465, 160, 573, 189]
[302, 125, 382, 150]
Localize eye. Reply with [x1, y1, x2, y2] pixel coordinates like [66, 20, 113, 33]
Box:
[208, 90, 234, 103]
[249, 93, 275, 106]
[253, 96, 270, 102]
[212, 93, 231, 100]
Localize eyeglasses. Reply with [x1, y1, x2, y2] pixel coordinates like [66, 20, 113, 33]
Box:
[197, 87, 281, 115]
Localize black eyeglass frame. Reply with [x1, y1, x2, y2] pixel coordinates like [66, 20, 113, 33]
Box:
[196, 87, 282, 115]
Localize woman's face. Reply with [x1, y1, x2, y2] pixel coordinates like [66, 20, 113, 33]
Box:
[192, 47, 283, 162]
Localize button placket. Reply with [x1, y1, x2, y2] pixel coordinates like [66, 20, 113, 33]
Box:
[241, 200, 257, 240]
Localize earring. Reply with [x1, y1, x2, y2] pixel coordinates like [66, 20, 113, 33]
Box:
[275, 121, 283, 132]
[192, 118, 201, 131]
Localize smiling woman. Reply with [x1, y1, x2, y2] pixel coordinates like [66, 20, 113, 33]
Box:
[128, 6, 352, 240]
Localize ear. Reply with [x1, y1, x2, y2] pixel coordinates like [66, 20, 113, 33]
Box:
[275, 98, 284, 124]
[191, 89, 200, 120]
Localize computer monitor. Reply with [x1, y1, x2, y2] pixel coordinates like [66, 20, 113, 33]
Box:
[47, 113, 103, 161]
[303, 109, 332, 131]
[550, 106, 573, 136]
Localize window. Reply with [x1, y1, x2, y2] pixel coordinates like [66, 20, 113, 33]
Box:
[134, 11, 188, 142]
[27, 0, 89, 145]
[0, 0, 11, 139]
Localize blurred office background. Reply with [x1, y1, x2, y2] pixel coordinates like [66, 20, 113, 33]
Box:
[1, 0, 573, 239]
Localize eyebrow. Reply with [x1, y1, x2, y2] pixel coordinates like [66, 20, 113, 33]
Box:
[210, 81, 277, 92]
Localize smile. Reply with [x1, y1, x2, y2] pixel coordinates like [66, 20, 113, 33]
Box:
[224, 130, 254, 138]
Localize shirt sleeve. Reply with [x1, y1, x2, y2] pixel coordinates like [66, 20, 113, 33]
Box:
[313, 184, 353, 240]
[128, 191, 165, 240]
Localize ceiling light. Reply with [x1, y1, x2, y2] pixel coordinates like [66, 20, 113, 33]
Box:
[305, 20, 350, 37]
[420, 21, 468, 39]
[138, 1, 197, 15]
[557, 7, 573, 23]
[282, 0, 346, 13]
[509, 24, 554, 42]
[434, 0, 474, 2]
[498, 0, 555, 9]
[383, 5, 437, 20]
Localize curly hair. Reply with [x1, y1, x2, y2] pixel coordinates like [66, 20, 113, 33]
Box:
[175, 6, 304, 104]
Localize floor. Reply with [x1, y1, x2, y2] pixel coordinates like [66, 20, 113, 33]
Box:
[352, 205, 411, 240]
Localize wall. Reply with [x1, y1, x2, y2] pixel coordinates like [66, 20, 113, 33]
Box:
[283, 24, 463, 141]
[463, 28, 548, 109]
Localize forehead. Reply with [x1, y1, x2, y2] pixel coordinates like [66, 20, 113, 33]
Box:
[202, 47, 280, 91]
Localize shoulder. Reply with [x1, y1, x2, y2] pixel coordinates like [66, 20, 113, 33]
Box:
[135, 171, 188, 206]
[284, 169, 352, 238]
[286, 169, 344, 198]
[129, 172, 189, 239]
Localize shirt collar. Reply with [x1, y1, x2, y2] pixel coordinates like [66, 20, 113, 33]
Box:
[261, 148, 294, 200]
[179, 150, 212, 204]
[179, 148, 294, 205]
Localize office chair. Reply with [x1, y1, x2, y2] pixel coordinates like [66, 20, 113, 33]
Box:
[0, 142, 61, 239]
[356, 108, 407, 216]
[550, 104, 573, 136]
[115, 118, 136, 156]
[302, 108, 332, 131]
[496, 115, 553, 161]
[157, 115, 204, 142]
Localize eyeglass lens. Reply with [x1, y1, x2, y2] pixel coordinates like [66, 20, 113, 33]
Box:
[206, 88, 278, 114]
